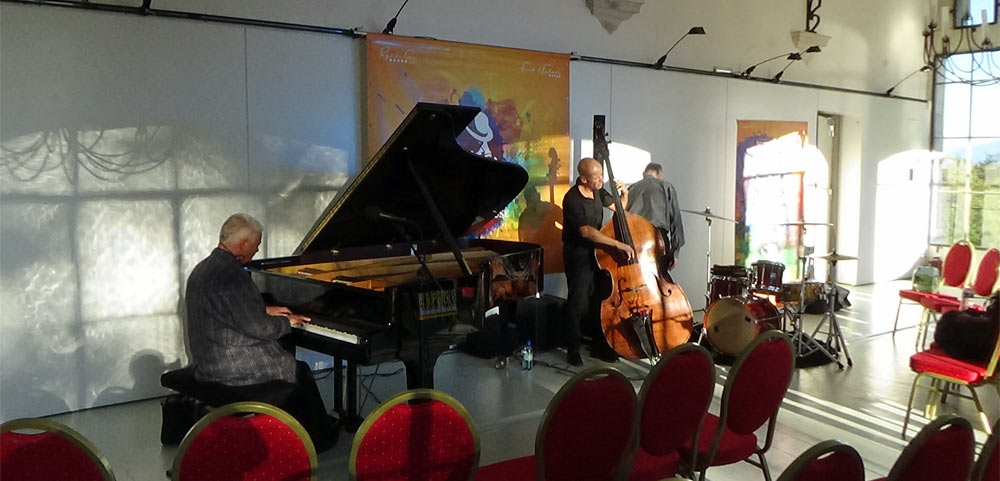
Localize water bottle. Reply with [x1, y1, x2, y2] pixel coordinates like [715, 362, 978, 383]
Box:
[960, 287, 974, 310]
[520, 341, 534, 370]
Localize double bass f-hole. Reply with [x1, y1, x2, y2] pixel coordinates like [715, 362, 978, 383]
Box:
[592, 115, 693, 360]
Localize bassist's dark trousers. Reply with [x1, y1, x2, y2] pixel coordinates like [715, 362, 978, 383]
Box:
[563, 248, 605, 357]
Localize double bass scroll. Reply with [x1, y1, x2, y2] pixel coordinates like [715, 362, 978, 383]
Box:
[592, 115, 692, 360]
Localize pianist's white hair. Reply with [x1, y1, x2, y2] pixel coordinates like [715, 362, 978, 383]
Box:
[219, 213, 263, 243]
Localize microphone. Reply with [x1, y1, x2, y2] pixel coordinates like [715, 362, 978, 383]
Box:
[364, 206, 416, 226]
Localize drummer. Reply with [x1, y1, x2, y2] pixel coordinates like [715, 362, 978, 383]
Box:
[626, 162, 685, 272]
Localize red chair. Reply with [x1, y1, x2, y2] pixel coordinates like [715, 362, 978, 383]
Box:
[919, 247, 999, 316]
[477, 367, 638, 481]
[775, 440, 864, 481]
[901, 319, 1000, 437]
[874, 414, 974, 481]
[971, 419, 999, 481]
[894, 241, 974, 334]
[350, 389, 479, 481]
[1, 418, 116, 481]
[171, 402, 316, 481]
[628, 344, 716, 481]
[678, 330, 794, 481]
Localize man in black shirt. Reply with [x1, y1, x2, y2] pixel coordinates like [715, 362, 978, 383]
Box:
[562, 157, 634, 365]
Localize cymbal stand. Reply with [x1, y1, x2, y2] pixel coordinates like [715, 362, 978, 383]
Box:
[703, 214, 713, 312]
[785, 255, 844, 368]
[809, 258, 853, 367]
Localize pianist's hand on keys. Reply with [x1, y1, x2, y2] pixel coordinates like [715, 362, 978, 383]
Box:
[266, 305, 312, 326]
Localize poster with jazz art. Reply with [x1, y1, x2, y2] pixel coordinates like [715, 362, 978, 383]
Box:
[366, 33, 570, 273]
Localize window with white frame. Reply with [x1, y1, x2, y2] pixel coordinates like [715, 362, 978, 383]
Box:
[931, 50, 1000, 248]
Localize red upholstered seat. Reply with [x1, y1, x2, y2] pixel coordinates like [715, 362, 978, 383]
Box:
[899, 289, 931, 302]
[894, 241, 974, 334]
[775, 440, 864, 481]
[678, 331, 794, 481]
[351, 389, 478, 481]
[885, 415, 975, 481]
[477, 368, 638, 481]
[628, 345, 716, 481]
[629, 447, 680, 481]
[173, 402, 316, 481]
[1, 419, 113, 481]
[681, 413, 757, 466]
[909, 347, 989, 385]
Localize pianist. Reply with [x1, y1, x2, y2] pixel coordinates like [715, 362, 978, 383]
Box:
[186, 213, 339, 451]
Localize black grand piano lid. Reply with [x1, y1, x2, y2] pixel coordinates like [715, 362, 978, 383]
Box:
[295, 102, 529, 254]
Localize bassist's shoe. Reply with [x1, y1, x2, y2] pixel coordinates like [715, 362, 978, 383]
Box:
[589, 344, 620, 363]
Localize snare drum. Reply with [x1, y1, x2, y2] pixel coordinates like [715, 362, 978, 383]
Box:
[704, 297, 781, 356]
[751, 261, 785, 294]
[709, 265, 749, 302]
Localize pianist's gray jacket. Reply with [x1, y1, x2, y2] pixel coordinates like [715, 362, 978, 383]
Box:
[626, 174, 686, 254]
[186, 248, 297, 386]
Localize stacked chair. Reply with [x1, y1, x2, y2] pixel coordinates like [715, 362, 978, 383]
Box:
[477, 367, 638, 481]
[902, 304, 1000, 437]
[1, 418, 116, 481]
[776, 440, 865, 481]
[350, 389, 480, 481]
[170, 402, 316, 481]
[920, 247, 999, 316]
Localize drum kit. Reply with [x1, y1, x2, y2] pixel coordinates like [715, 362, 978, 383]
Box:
[681, 208, 855, 368]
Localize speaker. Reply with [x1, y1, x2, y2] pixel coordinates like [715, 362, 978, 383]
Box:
[515, 295, 564, 351]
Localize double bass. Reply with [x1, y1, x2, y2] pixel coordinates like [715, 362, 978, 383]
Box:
[592, 115, 693, 359]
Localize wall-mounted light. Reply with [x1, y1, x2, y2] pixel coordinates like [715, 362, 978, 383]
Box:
[653, 26, 706, 69]
[773, 46, 821, 81]
[742, 45, 820, 78]
[885, 65, 932, 96]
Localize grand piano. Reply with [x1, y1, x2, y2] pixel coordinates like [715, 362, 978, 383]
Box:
[246, 103, 543, 428]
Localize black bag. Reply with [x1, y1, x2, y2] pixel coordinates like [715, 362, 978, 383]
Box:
[160, 394, 207, 445]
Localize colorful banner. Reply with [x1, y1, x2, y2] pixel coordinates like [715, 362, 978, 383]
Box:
[735, 120, 809, 280]
[366, 34, 571, 273]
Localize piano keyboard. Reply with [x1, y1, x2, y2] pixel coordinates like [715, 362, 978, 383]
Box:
[294, 322, 361, 345]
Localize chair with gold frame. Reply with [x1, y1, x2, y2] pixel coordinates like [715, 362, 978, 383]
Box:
[477, 367, 639, 481]
[1, 418, 116, 481]
[893, 240, 973, 338]
[902, 320, 1000, 438]
[349, 388, 480, 481]
[170, 401, 317, 481]
[775, 440, 864, 481]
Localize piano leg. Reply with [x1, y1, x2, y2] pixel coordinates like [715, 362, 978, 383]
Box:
[333, 356, 344, 415]
[343, 361, 363, 432]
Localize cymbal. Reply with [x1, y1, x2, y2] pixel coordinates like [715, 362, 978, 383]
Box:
[811, 251, 858, 262]
[781, 221, 834, 226]
[680, 208, 739, 223]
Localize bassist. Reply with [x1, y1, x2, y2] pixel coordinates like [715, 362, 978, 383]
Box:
[562, 157, 634, 366]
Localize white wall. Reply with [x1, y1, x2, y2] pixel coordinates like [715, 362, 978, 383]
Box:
[1, 1, 932, 419]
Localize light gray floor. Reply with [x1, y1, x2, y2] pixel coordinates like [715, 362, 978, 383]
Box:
[40, 280, 998, 480]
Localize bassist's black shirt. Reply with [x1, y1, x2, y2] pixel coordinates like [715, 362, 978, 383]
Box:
[561, 184, 613, 261]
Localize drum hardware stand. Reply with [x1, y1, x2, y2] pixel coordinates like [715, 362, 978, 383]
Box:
[809, 253, 854, 367]
[680, 207, 741, 312]
[783, 254, 845, 368]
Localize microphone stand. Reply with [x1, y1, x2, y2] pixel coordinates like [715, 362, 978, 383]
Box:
[389, 220, 443, 389]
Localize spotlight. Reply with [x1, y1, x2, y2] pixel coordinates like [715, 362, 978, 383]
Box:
[743, 46, 820, 78]
[653, 26, 706, 69]
[885, 65, 932, 96]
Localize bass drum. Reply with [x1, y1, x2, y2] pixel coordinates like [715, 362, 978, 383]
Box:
[704, 297, 781, 356]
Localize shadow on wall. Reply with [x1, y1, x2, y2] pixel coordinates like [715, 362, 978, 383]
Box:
[0, 125, 349, 420]
[873, 149, 937, 282]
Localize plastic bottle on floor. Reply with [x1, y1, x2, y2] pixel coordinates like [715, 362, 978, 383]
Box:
[520, 341, 534, 370]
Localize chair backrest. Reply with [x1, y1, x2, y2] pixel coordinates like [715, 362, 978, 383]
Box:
[971, 419, 1000, 481]
[972, 248, 1000, 296]
[636, 344, 715, 457]
[942, 241, 974, 288]
[349, 389, 479, 481]
[886, 414, 974, 481]
[536, 367, 638, 481]
[1, 418, 116, 481]
[174, 402, 316, 481]
[776, 440, 864, 481]
[721, 330, 794, 436]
